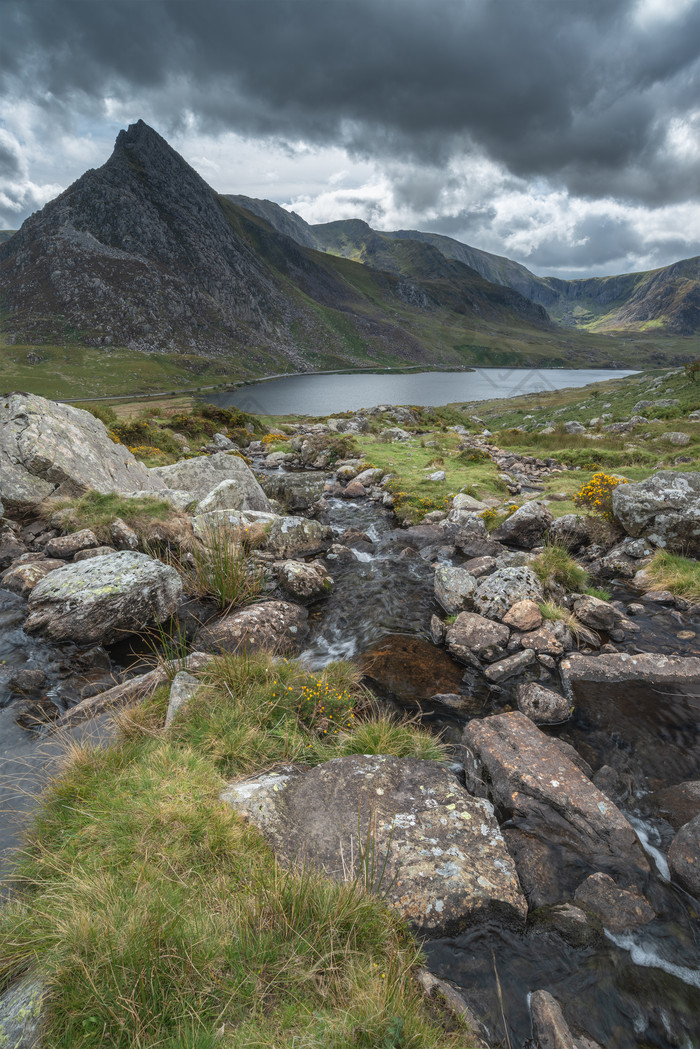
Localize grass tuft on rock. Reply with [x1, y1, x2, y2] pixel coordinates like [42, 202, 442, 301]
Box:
[532, 541, 588, 592]
[644, 549, 700, 602]
[41, 490, 193, 547]
[0, 652, 461, 1048]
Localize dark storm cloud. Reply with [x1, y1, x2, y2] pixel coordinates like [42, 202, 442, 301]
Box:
[2, 0, 700, 207]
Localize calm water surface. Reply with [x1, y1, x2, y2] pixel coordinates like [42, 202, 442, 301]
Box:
[207, 367, 638, 415]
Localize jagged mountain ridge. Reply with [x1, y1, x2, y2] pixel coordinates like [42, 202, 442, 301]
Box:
[234, 196, 700, 336]
[0, 122, 557, 374]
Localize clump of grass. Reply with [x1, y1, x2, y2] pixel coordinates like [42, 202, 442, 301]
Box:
[539, 600, 597, 643]
[583, 585, 612, 601]
[181, 520, 267, 610]
[0, 653, 458, 1048]
[644, 549, 700, 602]
[532, 541, 588, 592]
[41, 490, 192, 547]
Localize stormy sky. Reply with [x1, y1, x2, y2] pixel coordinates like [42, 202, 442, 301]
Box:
[1, 0, 700, 278]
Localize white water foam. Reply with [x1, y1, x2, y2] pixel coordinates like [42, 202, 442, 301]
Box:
[606, 931, 700, 989]
[628, 814, 671, 881]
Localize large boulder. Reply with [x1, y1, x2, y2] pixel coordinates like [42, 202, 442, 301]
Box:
[23, 551, 182, 644]
[264, 516, 333, 558]
[463, 712, 650, 904]
[548, 514, 593, 552]
[433, 564, 478, 615]
[0, 392, 164, 513]
[473, 566, 544, 621]
[276, 560, 333, 601]
[491, 501, 553, 548]
[195, 600, 308, 655]
[612, 471, 700, 554]
[152, 451, 270, 510]
[194, 477, 272, 516]
[220, 754, 527, 935]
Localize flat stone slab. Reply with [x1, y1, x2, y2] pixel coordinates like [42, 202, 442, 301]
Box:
[560, 652, 700, 696]
[221, 754, 527, 936]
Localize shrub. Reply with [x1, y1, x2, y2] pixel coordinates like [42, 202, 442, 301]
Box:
[74, 402, 118, 426]
[574, 472, 628, 521]
[479, 504, 516, 531]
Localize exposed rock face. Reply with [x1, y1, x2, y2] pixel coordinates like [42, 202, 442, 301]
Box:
[0, 393, 163, 513]
[152, 452, 270, 510]
[491, 501, 553, 548]
[195, 600, 308, 655]
[433, 564, 477, 615]
[667, 814, 700, 897]
[220, 755, 528, 935]
[612, 471, 700, 554]
[463, 712, 650, 904]
[473, 566, 544, 621]
[24, 551, 183, 644]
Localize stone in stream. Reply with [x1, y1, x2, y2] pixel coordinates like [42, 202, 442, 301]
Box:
[45, 528, 99, 558]
[520, 621, 572, 657]
[572, 595, 619, 632]
[195, 600, 308, 656]
[516, 682, 572, 725]
[1, 558, 66, 597]
[359, 635, 464, 705]
[0, 392, 165, 514]
[152, 451, 271, 510]
[433, 564, 478, 615]
[462, 711, 650, 906]
[23, 551, 183, 645]
[529, 990, 603, 1049]
[220, 755, 528, 936]
[473, 566, 544, 621]
[483, 648, 536, 682]
[645, 781, 700, 830]
[490, 500, 553, 549]
[573, 872, 656, 933]
[667, 814, 700, 897]
[612, 471, 700, 555]
[445, 612, 510, 665]
[275, 559, 333, 601]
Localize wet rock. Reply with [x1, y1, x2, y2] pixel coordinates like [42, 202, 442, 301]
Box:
[574, 872, 655, 932]
[491, 500, 553, 549]
[503, 599, 542, 632]
[520, 621, 570, 657]
[646, 781, 700, 830]
[24, 551, 183, 644]
[532, 902, 601, 949]
[1, 558, 66, 597]
[0, 392, 164, 514]
[343, 479, 366, 498]
[73, 544, 118, 561]
[265, 516, 332, 558]
[8, 668, 48, 694]
[360, 636, 463, 704]
[0, 532, 27, 568]
[573, 595, 618, 632]
[560, 651, 700, 693]
[14, 696, 60, 728]
[152, 451, 270, 510]
[430, 614, 446, 645]
[612, 471, 700, 555]
[276, 559, 333, 601]
[165, 670, 200, 727]
[548, 514, 592, 552]
[195, 600, 308, 656]
[0, 973, 45, 1048]
[474, 566, 544, 621]
[667, 814, 700, 897]
[220, 755, 527, 936]
[263, 471, 327, 512]
[445, 612, 510, 665]
[105, 517, 138, 550]
[484, 648, 536, 682]
[530, 989, 580, 1049]
[591, 765, 627, 804]
[416, 970, 490, 1048]
[463, 712, 650, 903]
[44, 528, 99, 559]
[434, 564, 478, 615]
[516, 682, 572, 725]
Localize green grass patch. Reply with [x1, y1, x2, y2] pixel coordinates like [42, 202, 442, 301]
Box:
[0, 653, 457, 1048]
[643, 550, 700, 602]
[532, 542, 588, 592]
[42, 491, 193, 547]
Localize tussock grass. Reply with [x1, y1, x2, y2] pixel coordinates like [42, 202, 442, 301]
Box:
[532, 542, 588, 592]
[539, 600, 594, 642]
[644, 549, 700, 602]
[0, 653, 458, 1048]
[41, 490, 193, 547]
[182, 520, 267, 610]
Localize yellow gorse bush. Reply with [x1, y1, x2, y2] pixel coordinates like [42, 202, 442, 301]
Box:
[574, 471, 627, 521]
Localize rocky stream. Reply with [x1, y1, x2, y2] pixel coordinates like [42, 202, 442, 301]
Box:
[0, 392, 699, 1048]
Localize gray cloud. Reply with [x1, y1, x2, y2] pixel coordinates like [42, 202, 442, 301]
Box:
[1, 0, 700, 208]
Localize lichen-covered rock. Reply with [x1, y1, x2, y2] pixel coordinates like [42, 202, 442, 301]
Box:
[45, 528, 99, 558]
[152, 451, 270, 510]
[194, 476, 272, 516]
[276, 560, 333, 601]
[445, 611, 510, 665]
[548, 514, 593, 551]
[516, 682, 572, 725]
[264, 516, 332, 558]
[220, 754, 527, 935]
[491, 500, 553, 548]
[1, 558, 66, 597]
[503, 598, 542, 631]
[0, 392, 166, 514]
[612, 471, 700, 554]
[433, 564, 478, 615]
[452, 493, 489, 511]
[474, 566, 544, 621]
[165, 670, 200, 727]
[24, 551, 183, 644]
[0, 973, 45, 1049]
[195, 600, 308, 655]
[109, 517, 139, 550]
[573, 595, 618, 632]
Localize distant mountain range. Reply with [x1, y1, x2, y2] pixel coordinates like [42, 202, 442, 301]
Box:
[0, 120, 698, 380]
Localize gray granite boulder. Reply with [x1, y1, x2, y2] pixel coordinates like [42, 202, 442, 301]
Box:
[0, 392, 164, 513]
[445, 611, 510, 665]
[516, 682, 572, 725]
[491, 500, 553, 548]
[152, 451, 270, 510]
[165, 670, 200, 727]
[195, 600, 308, 655]
[24, 551, 182, 644]
[220, 754, 527, 935]
[612, 471, 700, 554]
[474, 566, 544, 621]
[433, 564, 478, 615]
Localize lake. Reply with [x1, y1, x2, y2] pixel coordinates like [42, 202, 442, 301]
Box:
[205, 367, 638, 416]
